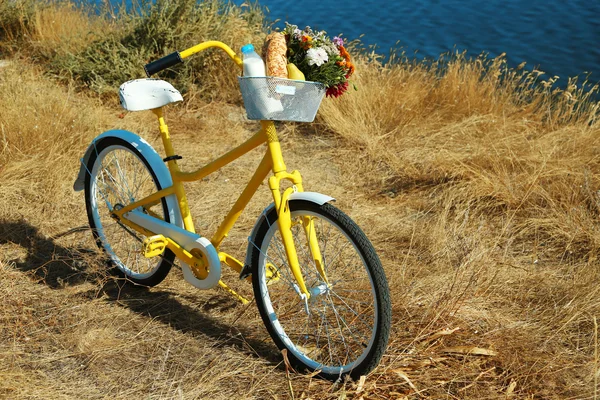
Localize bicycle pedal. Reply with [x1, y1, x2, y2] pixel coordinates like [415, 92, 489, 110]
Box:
[239, 264, 252, 280]
[142, 234, 168, 258]
[265, 263, 280, 285]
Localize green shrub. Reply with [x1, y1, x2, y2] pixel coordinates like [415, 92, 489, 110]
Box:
[0, 0, 41, 47]
[50, 0, 270, 101]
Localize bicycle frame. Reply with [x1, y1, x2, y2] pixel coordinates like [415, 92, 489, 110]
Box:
[110, 41, 328, 303]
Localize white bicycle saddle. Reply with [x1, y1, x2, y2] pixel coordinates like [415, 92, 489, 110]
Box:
[119, 78, 183, 111]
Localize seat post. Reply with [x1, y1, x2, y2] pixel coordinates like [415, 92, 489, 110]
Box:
[152, 107, 196, 233]
[152, 107, 177, 160]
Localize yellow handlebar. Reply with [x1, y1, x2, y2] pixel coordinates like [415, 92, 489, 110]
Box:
[144, 41, 242, 76]
[180, 41, 243, 69]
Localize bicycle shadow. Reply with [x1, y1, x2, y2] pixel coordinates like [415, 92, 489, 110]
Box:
[0, 218, 282, 366]
[0, 218, 100, 288]
[96, 280, 281, 363]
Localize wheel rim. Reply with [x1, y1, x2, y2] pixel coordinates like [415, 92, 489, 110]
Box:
[257, 209, 379, 375]
[89, 145, 165, 279]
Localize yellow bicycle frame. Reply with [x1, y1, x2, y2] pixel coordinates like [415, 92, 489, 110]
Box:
[111, 41, 328, 302]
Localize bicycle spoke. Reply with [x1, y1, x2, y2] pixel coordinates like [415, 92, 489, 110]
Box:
[325, 292, 370, 353]
[323, 239, 352, 274]
[321, 299, 349, 364]
[111, 150, 134, 202]
[102, 162, 128, 204]
[328, 290, 375, 333]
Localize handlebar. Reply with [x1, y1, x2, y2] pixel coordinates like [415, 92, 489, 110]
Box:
[144, 52, 183, 76]
[144, 41, 243, 77]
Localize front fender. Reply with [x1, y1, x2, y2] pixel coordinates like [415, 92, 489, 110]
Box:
[73, 129, 183, 229]
[244, 192, 335, 269]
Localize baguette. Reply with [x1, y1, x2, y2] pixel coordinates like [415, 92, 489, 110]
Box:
[264, 32, 288, 78]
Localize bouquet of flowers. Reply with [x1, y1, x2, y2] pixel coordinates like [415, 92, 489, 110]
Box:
[282, 23, 355, 98]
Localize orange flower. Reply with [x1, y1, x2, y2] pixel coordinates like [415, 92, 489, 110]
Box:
[300, 35, 313, 49]
[339, 45, 351, 62]
[346, 61, 355, 77]
[336, 57, 354, 77]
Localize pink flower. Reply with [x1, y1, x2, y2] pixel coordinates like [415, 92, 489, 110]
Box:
[333, 36, 344, 47]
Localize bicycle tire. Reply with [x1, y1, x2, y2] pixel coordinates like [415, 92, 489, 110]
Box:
[250, 200, 391, 380]
[84, 137, 175, 286]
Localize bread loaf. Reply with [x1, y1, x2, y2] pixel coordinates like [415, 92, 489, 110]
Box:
[264, 32, 288, 78]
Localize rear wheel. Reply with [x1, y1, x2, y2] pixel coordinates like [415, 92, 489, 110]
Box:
[250, 200, 391, 380]
[84, 137, 175, 286]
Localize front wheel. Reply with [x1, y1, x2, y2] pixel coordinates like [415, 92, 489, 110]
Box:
[250, 200, 391, 380]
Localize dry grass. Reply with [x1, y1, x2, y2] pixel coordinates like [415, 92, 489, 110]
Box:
[316, 49, 600, 398]
[2, 1, 600, 398]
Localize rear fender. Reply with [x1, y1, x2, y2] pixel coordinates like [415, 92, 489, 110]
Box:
[73, 129, 183, 229]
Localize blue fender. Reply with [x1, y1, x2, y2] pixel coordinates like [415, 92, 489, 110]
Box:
[73, 129, 183, 229]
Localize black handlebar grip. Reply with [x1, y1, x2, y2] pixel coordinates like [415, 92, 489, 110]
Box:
[144, 51, 183, 76]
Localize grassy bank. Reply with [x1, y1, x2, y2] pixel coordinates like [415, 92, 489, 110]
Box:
[1, 0, 600, 398]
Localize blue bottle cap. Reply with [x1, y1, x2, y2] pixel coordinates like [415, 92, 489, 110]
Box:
[241, 44, 255, 54]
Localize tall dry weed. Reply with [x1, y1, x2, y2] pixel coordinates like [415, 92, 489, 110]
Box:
[27, 2, 113, 57]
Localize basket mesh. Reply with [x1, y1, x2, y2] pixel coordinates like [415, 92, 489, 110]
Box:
[238, 77, 325, 122]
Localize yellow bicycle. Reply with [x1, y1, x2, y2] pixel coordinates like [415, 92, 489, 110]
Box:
[73, 41, 391, 380]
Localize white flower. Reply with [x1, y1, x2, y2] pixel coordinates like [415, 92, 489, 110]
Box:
[306, 48, 329, 67]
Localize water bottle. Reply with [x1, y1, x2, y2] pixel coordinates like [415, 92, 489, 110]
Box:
[240, 43, 283, 117]
[241, 44, 266, 77]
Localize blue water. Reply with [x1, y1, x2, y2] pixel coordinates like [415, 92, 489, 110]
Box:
[237, 0, 600, 84]
[96, 0, 600, 85]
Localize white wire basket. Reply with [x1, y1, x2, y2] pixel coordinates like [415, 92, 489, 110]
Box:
[238, 77, 326, 122]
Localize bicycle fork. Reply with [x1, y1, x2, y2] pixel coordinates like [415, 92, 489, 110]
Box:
[263, 122, 329, 305]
